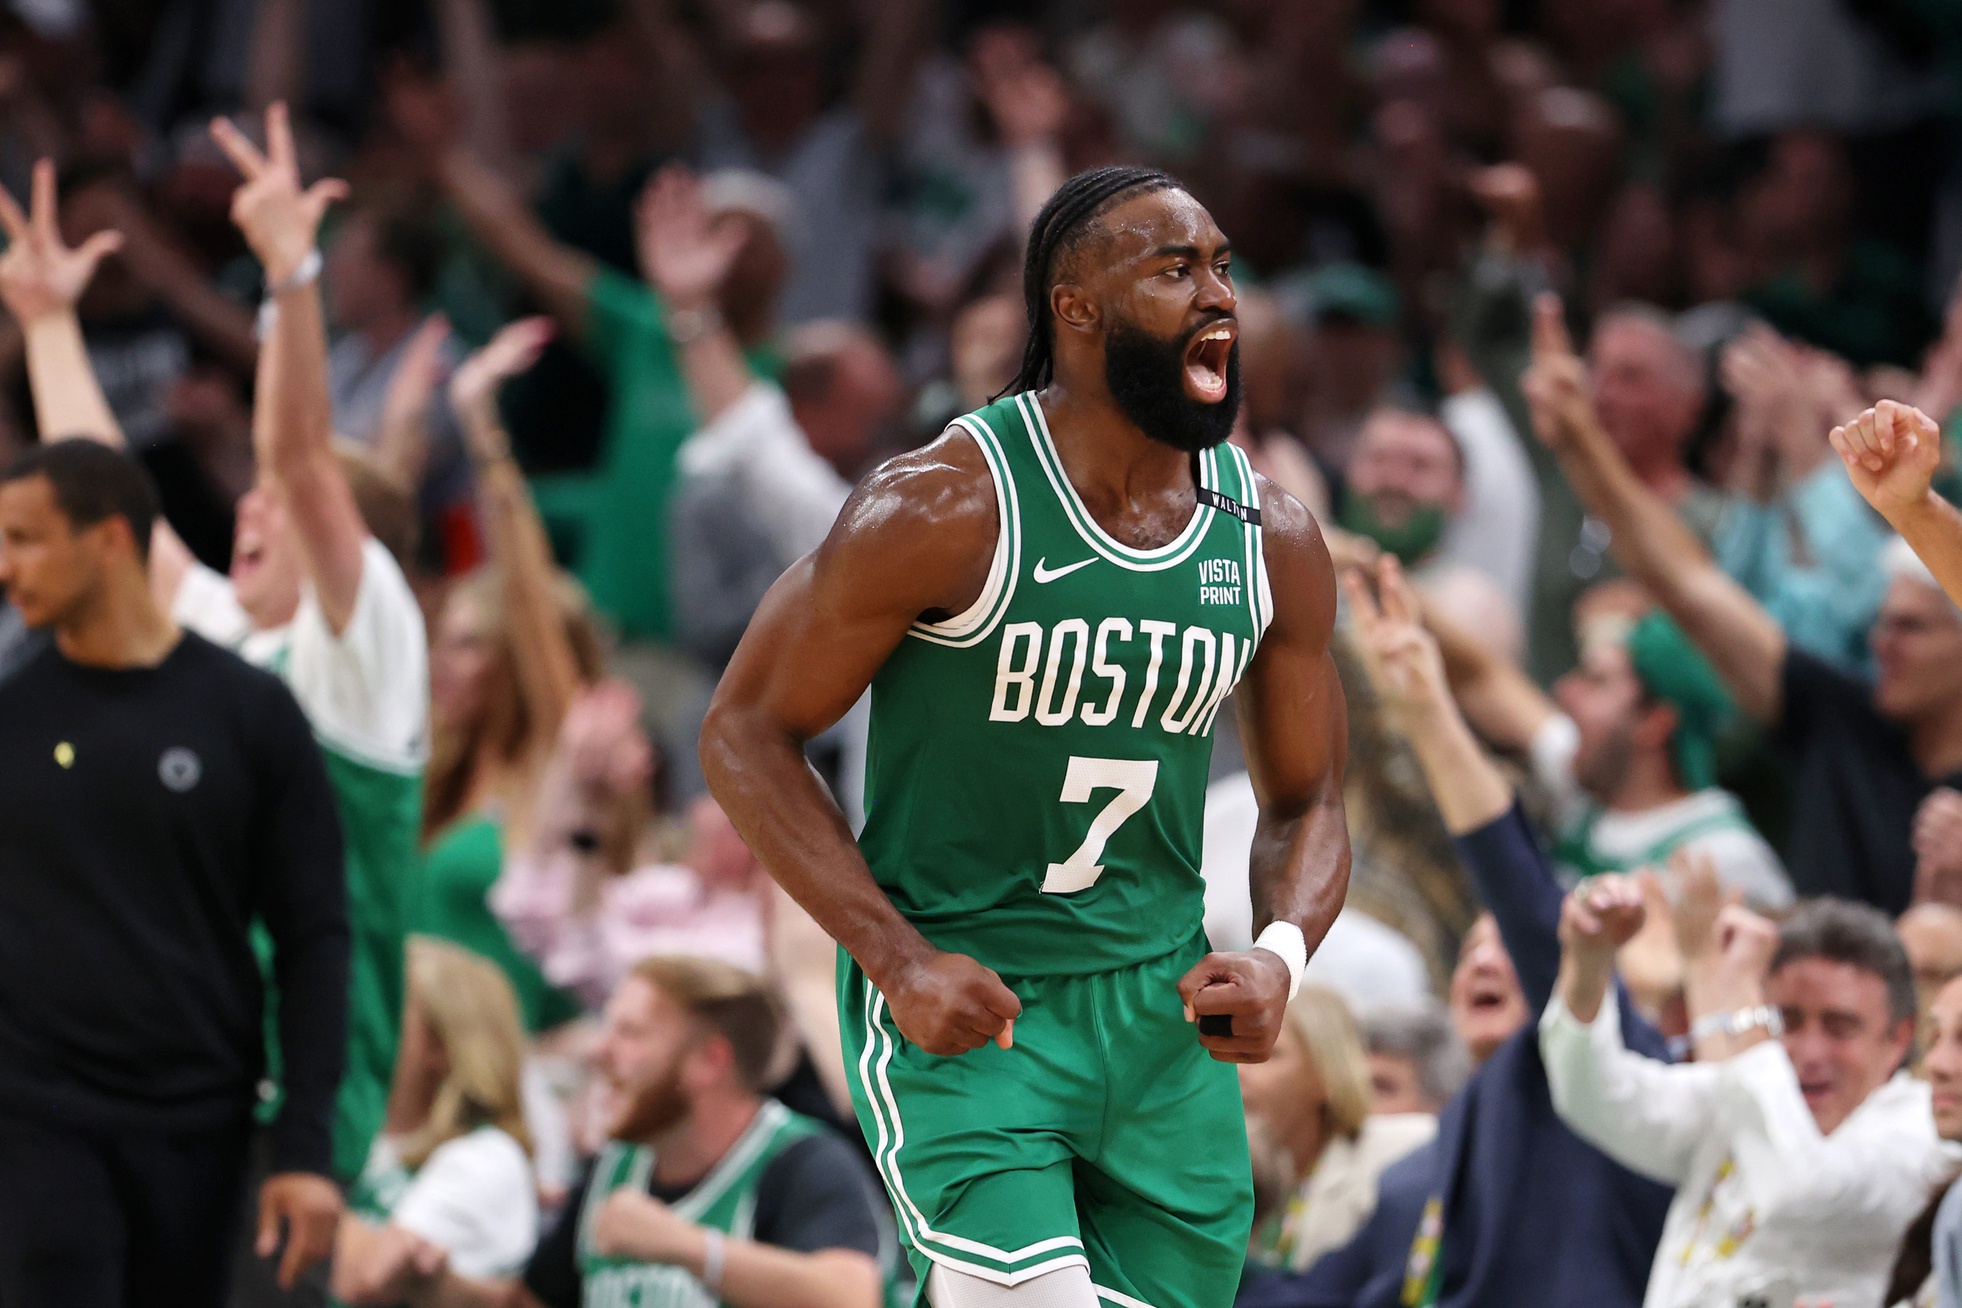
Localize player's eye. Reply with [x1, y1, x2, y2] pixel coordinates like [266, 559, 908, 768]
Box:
[1165, 264, 1190, 280]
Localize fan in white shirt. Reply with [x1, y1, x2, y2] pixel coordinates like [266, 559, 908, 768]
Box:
[1543, 877, 1959, 1308]
[332, 938, 540, 1303]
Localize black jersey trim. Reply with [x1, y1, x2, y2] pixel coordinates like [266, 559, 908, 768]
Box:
[1196, 486, 1261, 526]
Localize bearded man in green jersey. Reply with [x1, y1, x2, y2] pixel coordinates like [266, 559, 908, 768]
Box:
[703, 167, 1351, 1308]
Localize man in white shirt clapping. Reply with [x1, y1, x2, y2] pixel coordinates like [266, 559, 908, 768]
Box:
[1542, 880, 1959, 1308]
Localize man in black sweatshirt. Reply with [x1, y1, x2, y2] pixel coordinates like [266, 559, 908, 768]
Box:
[0, 439, 350, 1307]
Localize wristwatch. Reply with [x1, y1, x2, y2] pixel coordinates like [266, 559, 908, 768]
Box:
[1688, 1005, 1784, 1043]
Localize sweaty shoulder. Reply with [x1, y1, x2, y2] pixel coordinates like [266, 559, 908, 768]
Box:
[816, 423, 1000, 623]
[1253, 472, 1336, 646]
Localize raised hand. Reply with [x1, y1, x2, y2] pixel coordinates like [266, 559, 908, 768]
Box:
[1668, 848, 1737, 966]
[561, 680, 653, 799]
[1711, 904, 1779, 983]
[634, 165, 746, 312]
[1829, 399, 1943, 520]
[883, 949, 1022, 1055]
[210, 102, 348, 285]
[1559, 874, 1647, 963]
[1341, 555, 1449, 732]
[373, 314, 452, 487]
[448, 315, 554, 456]
[1520, 293, 1594, 452]
[0, 158, 123, 326]
[1469, 162, 1545, 254]
[970, 32, 1069, 150]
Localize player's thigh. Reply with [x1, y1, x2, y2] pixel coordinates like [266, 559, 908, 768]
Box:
[839, 957, 1096, 1289]
[0, 1116, 125, 1308]
[1074, 947, 1253, 1308]
[110, 1119, 253, 1308]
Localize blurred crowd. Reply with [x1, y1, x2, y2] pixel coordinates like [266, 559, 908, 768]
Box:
[8, 0, 1962, 1305]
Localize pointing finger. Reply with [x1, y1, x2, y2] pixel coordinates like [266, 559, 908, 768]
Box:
[0, 181, 28, 244]
[1531, 293, 1573, 361]
[29, 158, 55, 241]
[267, 102, 297, 174]
[210, 116, 267, 180]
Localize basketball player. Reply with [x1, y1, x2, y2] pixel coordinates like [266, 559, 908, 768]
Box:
[703, 166, 1351, 1308]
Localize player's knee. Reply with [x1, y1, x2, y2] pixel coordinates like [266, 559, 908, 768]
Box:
[925, 1262, 1101, 1308]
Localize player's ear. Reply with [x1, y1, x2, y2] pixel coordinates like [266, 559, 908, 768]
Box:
[1051, 281, 1098, 336]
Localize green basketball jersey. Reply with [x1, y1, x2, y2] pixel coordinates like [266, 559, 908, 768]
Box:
[858, 392, 1272, 977]
[575, 1101, 830, 1308]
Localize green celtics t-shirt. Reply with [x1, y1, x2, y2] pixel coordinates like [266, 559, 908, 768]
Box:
[531, 269, 777, 640]
[173, 539, 429, 1180]
[529, 1101, 901, 1308]
[857, 393, 1273, 977]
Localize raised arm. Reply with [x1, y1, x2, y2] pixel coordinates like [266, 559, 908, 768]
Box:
[431, 0, 511, 172]
[1542, 876, 1718, 1186]
[437, 144, 596, 339]
[635, 165, 752, 425]
[1523, 295, 1788, 723]
[212, 103, 368, 634]
[700, 430, 1023, 1057]
[0, 159, 196, 601]
[449, 318, 585, 768]
[851, 0, 932, 145]
[1191, 484, 1350, 1063]
[1831, 400, 1962, 608]
[1422, 588, 1557, 754]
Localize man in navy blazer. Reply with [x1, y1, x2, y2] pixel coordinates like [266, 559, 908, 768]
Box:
[1241, 561, 1673, 1308]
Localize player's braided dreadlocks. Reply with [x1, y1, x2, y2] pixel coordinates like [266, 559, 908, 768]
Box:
[1002, 165, 1181, 398]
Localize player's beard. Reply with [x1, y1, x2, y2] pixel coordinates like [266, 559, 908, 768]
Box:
[1103, 317, 1242, 454]
[609, 1058, 693, 1142]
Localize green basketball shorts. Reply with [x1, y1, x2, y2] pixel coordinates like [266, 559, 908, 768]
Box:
[837, 934, 1253, 1308]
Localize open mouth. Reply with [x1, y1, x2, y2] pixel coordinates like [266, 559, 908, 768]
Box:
[1182, 319, 1237, 403]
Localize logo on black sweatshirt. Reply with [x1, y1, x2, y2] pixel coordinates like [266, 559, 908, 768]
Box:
[159, 747, 201, 793]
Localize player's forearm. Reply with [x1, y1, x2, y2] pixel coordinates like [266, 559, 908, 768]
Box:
[701, 700, 937, 989]
[1884, 492, 1962, 612]
[1249, 789, 1349, 956]
[22, 311, 123, 446]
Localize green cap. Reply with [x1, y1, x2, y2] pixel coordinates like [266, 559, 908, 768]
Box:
[1305, 262, 1400, 329]
[1625, 612, 1732, 791]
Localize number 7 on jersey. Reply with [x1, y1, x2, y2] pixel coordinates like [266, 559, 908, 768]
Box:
[1043, 756, 1160, 894]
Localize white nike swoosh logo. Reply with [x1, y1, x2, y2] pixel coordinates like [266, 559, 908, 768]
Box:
[1032, 557, 1096, 584]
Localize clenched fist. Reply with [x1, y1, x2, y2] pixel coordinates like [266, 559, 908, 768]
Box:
[1559, 874, 1648, 964]
[884, 950, 1022, 1055]
[1177, 949, 1292, 1064]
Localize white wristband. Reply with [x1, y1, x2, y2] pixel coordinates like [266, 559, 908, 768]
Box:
[1254, 921, 1307, 999]
[700, 1228, 726, 1294]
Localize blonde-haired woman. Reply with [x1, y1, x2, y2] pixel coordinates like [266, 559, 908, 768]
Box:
[332, 938, 540, 1304]
[417, 318, 603, 1034]
[1238, 985, 1438, 1272]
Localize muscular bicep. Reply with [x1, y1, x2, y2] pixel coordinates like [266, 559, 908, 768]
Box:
[1237, 482, 1345, 814]
[712, 436, 998, 742]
